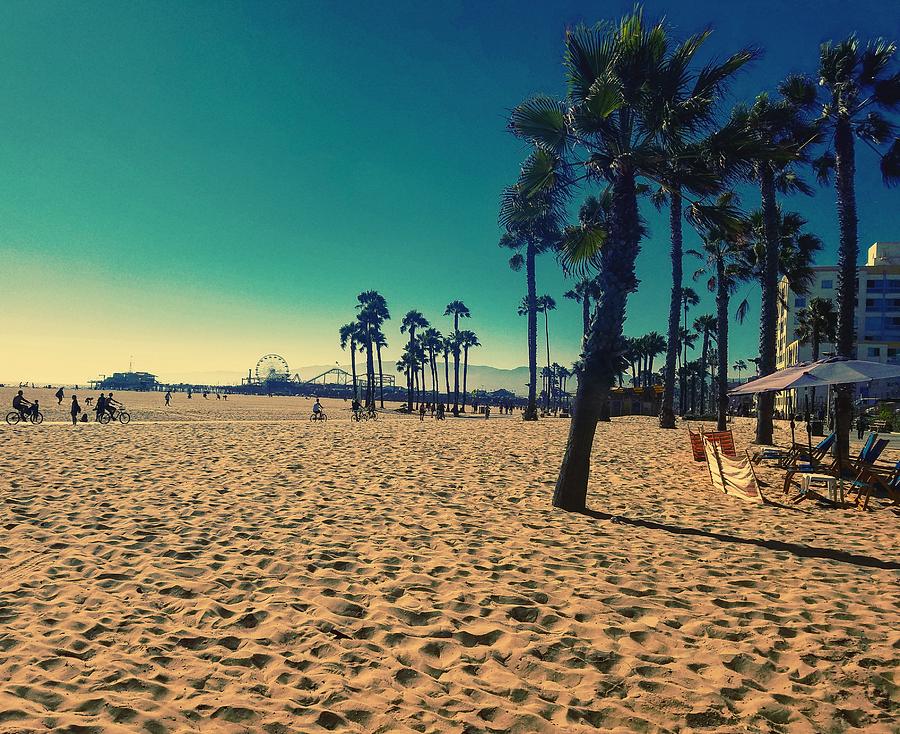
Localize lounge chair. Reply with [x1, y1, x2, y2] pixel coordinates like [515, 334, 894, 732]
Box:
[703, 429, 737, 458]
[755, 432, 835, 469]
[782, 433, 888, 498]
[688, 427, 706, 462]
[703, 436, 764, 504]
[847, 458, 900, 510]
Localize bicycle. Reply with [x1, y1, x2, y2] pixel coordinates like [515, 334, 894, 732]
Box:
[6, 409, 43, 425]
[364, 407, 377, 421]
[99, 407, 131, 425]
[352, 410, 368, 422]
[310, 411, 328, 422]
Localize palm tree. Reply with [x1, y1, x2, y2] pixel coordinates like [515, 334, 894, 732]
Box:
[733, 359, 748, 382]
[442, 335, 453, 406]
[679, 287, 700, 414]
[356, 291, 389, 408]
[339, 322, 362, 401]
[688, 193, 751, 430]
[499, 181, 561, 421]
[642, 332, 666, 389]
[458, 330, 481, 412]
[813, 36, 900, 461]
[444, 300, 471, 415]
[421, 327, 444, 406]
[795, 297, 839, 410]
[650, 39, 758, 429]
[564, 278, 598, 339]
[726, 78, 820, 445]
[372, 329, 388, 408]
[400, 310, 429, 411]
[693, 315, 717, 415]
[509, 10, 754, 509]
[536, 294, 557, 412]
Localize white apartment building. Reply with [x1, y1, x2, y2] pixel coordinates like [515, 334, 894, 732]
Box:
[775, 241, 900, 414]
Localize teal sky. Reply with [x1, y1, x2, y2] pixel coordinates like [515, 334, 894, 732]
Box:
[0, 0, 897, 384]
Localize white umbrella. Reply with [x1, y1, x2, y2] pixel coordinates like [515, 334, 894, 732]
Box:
[729, 357, 900, 482]
[729, 357, 900, 395]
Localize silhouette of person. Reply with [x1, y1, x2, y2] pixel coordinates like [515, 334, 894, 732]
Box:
[106, 393, 120, 420]
[55, 387, 65, 404]
[12, 390, 31, 421]
[165, 390, 172, 406]
[95, 393, 107, 422]
[71, 395, 81, 425]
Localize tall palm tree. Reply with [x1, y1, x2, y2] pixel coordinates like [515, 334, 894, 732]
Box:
[536, 294, 556, 412]
[400, 310, 429, 411]
[679, 287, 700, 414]
[732, 359, 748, 382]
[442, 335, 453, 406]
[509, 10, 753, 509]
[457, 330, 481, 412]
[650, 38, 759, 429]
[813, 36, 900, 461]
[339, 322, 362, 401]
[372, 329, 388, 408]
[444, 300, 471, 415]
[795, 297, 839, 410]
[688, 194, 752, 430]
[564, 278, 598, 339]
[421, 327, 444, 406]
[692, 315, 717, 415]
[727, 78, 819, 445]
[642, 332, 667, 388]
[499, 181, 562, 421]
[356, 291, 389, 408]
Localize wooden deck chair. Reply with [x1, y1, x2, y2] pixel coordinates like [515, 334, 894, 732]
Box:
[847, 459, 900, 511]
[688, 427, 706, 462]
[703, 429, 737, 458]
[703, 437, 764, 504]
[773, 432, 836, 470]
[782, 433, 887, 497]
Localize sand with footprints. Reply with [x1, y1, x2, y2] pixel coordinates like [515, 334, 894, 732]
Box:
[0, 388, 897, 733]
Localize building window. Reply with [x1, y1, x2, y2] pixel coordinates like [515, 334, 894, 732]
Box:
[889, 348, 898, 358]
[868, 347, 881, 357]
[794, 297, 806, 308]
[821, 279, 833, 289]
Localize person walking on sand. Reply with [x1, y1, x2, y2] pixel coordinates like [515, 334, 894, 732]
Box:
[165, 390, 172, 406]
[419, 402, 426, 421]
[70, 395, 81, 425]
[55, 387, 65, 404]
[856, 413, 867, 440]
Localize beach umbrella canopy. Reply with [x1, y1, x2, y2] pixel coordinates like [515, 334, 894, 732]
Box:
[728, 357, 900, 395]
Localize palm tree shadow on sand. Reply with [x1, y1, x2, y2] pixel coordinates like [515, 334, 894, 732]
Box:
[576, 508, 900, 571]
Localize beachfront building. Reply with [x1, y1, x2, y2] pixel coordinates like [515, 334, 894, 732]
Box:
[90, 371, 159, 391]
[775, 241, 900, 414]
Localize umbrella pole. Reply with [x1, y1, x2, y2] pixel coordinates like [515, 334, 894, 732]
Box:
[805, 394, 813, 461]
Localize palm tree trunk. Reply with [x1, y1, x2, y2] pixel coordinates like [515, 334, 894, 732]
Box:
[544, 311, 551, 413]
[554, 168, 638, 511]
[700, 330, 709, 415]
[376, 343, 385, 408]
[660, 188, 682, 428]
[462, 346, 469, 411]
[406, 333, 415, 411]
[443, 352, 450, 407]
[525, 245, 538, 420]
[581, 288, 591, 338]
[716, 258, 729, 431]
[350, 340, 359, 401]
[810, 328, 819, 411]
[365, 332, 375, 408]
[755, 165, 779, 445]
[834, 116, 858, 463]
[452, 315, 460, 415]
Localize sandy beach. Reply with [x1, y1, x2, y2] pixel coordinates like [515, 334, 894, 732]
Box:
[1, 389, 897, 733]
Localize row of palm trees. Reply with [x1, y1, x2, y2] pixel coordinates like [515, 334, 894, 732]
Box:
[339, 295, 481, 414]
[500, 8, 899, 510]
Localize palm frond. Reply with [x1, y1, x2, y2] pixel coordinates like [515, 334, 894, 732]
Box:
[812, 152, 836, 185]
[881, 138, 900, 187]
[509, 96, 569, 152]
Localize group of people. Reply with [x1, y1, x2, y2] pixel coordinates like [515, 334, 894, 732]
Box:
[11, 389, 122, 425]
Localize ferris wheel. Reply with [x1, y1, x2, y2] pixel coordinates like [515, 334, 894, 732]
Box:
[256, 353, 291, 383]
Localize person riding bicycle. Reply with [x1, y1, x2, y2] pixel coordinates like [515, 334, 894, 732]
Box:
[106, 392, 122, 420]
[312, 398, 323, 419]
[12, 390, 32, 421]
[351, 398, 361, 418]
